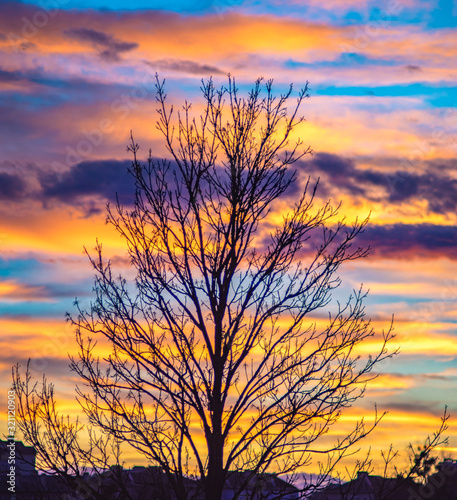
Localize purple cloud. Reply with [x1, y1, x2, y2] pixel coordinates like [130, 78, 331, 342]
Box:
[65, 28, 138, 62]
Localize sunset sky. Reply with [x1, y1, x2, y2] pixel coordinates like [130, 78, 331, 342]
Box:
[1, 0, 457, 474]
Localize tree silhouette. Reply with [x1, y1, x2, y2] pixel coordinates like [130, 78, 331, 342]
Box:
[319, 408, 450, 500]
[15, 76, 394, 500]
[12, 360, 134, 500]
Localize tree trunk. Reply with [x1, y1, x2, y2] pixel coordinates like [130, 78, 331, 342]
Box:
[206, 434, 225, 500]
[206, 356, 225, 500]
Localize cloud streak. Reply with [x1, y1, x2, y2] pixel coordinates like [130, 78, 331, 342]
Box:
[38, 159, 135, 215]
[303, 152, 457, 216]
[360, 223, 457, 259]
[144, 59, 225, 75]
[65, 28, 139, 62]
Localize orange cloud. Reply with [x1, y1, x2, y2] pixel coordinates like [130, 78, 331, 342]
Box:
[0, 207, 124, 256]
[0, 280, 50, 302]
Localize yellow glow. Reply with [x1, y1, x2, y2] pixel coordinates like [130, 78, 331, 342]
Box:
[0, 208, 125, 256]
[0, 281, 49, 302]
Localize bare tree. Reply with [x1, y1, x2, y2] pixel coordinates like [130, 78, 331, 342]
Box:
[12, 361, 133, 500]
[17, 76, 394, 500]
[311, 408, 450, 500]
[402, 407, 450, 484]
